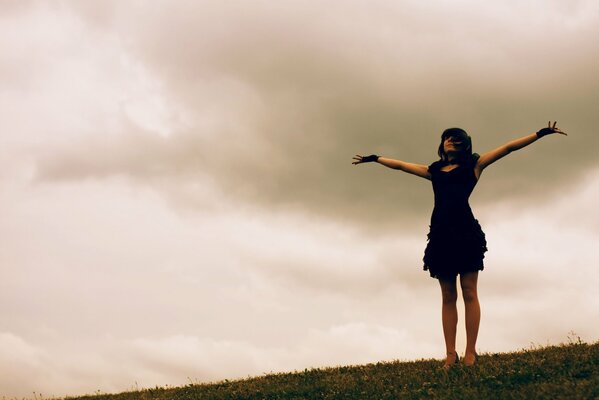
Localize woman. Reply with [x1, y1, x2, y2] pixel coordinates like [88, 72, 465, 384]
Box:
[352, 122, 566, 368]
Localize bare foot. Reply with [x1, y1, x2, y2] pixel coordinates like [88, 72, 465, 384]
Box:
[463, 351, 477, 366]
[443, 351, 459, 369]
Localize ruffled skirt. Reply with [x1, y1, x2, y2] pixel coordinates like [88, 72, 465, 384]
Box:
[423, 219, 488, 279]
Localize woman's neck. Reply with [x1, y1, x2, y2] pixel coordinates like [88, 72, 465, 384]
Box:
[446, 154, 459, 164]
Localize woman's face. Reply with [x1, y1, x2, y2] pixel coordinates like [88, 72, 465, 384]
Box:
[443, 135, 468, 154]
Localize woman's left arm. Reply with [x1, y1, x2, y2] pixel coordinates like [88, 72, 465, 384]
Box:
[475, 121, 567, 178]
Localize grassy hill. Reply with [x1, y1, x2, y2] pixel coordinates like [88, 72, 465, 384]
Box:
[67, 340, 598, 400]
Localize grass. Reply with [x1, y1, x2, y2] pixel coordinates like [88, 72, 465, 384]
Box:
[62, 339, 598, 400]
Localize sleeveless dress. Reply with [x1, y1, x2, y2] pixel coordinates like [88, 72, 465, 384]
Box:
[423, 154, 488, 279]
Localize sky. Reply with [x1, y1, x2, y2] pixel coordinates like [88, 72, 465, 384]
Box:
[1, 0, 598, 397]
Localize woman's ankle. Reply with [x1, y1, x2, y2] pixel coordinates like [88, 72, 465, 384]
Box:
[463, 350, 477, 366]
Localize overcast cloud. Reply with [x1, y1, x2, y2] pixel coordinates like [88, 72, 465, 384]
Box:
[1, 1, 598, 397]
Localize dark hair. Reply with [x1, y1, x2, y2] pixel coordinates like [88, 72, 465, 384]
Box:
[437, 127, 473, 163]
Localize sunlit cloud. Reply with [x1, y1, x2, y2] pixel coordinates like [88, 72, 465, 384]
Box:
[1, 1, 598, 397]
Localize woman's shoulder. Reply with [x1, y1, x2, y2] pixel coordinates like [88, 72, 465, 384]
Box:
[460, 153, 480, 168]
[427, 160, 444, 173]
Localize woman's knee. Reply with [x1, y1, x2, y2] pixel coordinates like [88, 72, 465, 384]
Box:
[460, 272, 479, 303]
[462, 287, 478, 303]
[441, 288, 458, 304]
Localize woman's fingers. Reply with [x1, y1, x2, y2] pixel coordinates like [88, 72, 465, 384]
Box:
[547, 121, 565, 135]
[551, 121, 567, 135]
[550, 122, 567, 135]
[537, 122, 567, 137]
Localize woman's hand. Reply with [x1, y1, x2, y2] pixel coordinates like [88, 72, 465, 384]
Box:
[537, 121, 567, 138]
[352, 154, 379, 165]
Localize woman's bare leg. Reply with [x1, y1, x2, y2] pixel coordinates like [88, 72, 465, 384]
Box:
[438, 276, 458, 365]
[460, 271, 480, 365]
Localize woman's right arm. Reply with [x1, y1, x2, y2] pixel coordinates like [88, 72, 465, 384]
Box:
[353, 155, 431, 180]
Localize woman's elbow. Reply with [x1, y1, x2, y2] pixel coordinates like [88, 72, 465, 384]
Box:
[501, 145, 514, 155]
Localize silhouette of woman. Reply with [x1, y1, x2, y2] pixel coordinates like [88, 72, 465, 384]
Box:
[352, 121, 567, 368]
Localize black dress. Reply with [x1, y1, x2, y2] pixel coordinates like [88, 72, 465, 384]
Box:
[423, 154, 488, 279]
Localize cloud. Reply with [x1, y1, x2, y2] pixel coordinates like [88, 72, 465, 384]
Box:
[0, 333, 49, 397]
[0, 323, 432, 397]
[2, 167, 598, 397]
[2, 1, 599, 398]
[129, 322, 421, 377]
[9, 0, 593, 233]
[475, 167, 599, 348]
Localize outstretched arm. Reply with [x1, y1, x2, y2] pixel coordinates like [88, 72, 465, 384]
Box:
[352, 155, 431, 180]
[475, 121, 567, 178]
